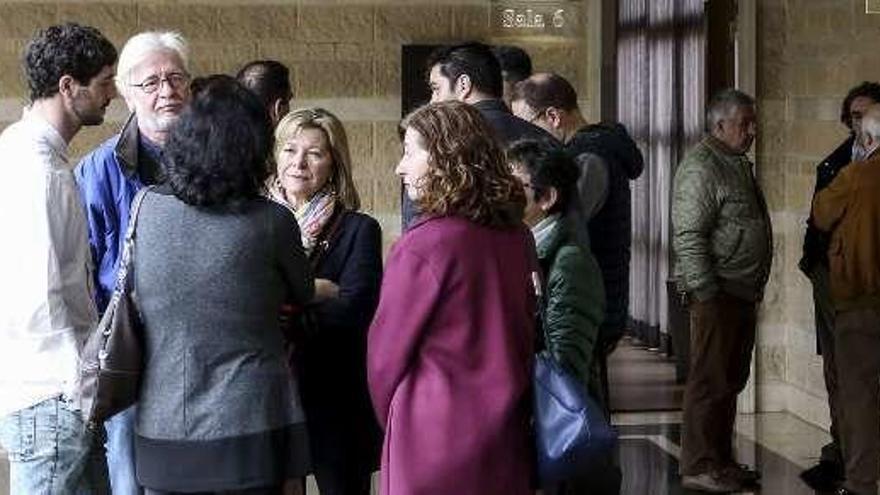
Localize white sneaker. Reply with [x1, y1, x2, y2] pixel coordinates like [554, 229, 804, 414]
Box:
[681, 471, 742, 493]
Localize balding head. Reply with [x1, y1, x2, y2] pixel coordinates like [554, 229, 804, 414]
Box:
[509, 72, 583, 142]
[511, 72, 578, 112]
[236, 60, 292, 127]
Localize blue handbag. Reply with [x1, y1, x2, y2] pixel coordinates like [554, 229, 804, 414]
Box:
[533, 352, 617, 484]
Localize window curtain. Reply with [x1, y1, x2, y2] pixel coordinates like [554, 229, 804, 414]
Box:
[618, 0, 705, 350]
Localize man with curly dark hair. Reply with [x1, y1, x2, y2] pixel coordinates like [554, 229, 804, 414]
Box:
[799, 81, 880, 492]
[0, 22, 116, 495]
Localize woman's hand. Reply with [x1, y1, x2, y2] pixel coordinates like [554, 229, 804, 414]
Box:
[313, 278, 340, 302]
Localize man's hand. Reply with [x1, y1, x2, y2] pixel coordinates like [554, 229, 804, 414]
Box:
[313, 278, 340, 302]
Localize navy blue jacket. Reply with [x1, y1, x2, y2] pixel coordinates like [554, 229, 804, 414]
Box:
[471, 98, 555, 145]
[297, 209, 383, 469]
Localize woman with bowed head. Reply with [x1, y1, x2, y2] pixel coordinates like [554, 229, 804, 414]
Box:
[508, 139, 619, 495]
[268, 107, 382, 495]
[367, 100, 538, 495]
[131, 76, 313, 495]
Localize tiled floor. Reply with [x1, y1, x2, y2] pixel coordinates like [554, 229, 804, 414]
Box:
[0, 343, 837, 494]
[615, 411, 833, 494]
[609, 339, 685, 412]
[0, 411, 836, 494]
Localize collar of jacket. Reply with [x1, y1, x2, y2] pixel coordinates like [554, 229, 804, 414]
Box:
[471, 98, 511, 115]
[114, 113, 141, 178]
[404, 213, 439, 233]
[535, 215, 571, 261]
[703, 134, 752, 167]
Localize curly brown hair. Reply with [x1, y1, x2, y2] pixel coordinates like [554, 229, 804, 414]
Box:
[401, 101, 525, 228]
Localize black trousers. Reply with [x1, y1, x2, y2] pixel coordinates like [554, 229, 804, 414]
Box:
[145, 487, 282, 495]
[312, 464, 373, 495]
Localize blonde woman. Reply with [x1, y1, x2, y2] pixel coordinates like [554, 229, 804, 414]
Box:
[269, 108, 382, 495]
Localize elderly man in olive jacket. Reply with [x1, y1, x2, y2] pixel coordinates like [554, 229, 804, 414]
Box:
[672, 89, 772, 493]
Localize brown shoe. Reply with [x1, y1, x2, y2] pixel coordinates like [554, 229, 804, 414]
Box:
[681, 471, 742, 493]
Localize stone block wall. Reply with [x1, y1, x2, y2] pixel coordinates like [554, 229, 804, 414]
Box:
[0, 0, 595, 249]
[754, 0, 879, 428]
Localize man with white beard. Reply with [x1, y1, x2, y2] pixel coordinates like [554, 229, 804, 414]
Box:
[74, 31, 192, 495]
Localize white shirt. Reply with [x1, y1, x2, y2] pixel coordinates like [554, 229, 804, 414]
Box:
[0, 110, 98, 417]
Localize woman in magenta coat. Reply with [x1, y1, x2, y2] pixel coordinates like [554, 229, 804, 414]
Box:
[367, 101, 539, 495]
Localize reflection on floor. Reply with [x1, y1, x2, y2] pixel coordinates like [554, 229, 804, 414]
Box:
[0, 411, 837, 495]
[615, 411, 833, 494]
[609, 338, 685, 412]
[0, 413, 828, 495]
[0, 343, 834, 495]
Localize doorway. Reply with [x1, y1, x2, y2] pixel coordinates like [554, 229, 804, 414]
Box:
[609, 0, 740, 413]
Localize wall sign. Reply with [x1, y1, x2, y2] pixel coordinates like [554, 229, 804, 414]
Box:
[491, 1, 583, 38]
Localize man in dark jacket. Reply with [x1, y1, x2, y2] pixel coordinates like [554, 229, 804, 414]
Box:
[492, 44, 532, 108]
[813, 104, 880, 495]
[235, 59, 293, 128]
[426, 42, 551, 144]
[75, 31, 192, 495]
[511, 72, 644, 404]
[798, 81, 880, 491]
[401, 42, 553, 227]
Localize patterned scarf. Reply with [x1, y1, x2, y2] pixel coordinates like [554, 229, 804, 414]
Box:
[267, 179, 338, 256]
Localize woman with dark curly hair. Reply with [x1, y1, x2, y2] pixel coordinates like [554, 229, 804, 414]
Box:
[131, 75, 313, 495]
[367, 101, 538, 495]
[267, 107, 382, 495]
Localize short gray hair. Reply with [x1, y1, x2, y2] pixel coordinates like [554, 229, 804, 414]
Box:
[115, 31, 189, 96]
[706, 88, 755, 130]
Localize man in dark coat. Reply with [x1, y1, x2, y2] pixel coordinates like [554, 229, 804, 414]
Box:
[511, 72, 644, 405]
[235, 59, 293, 128]
[798, 81, 880, 491]
[492, 44, 532, 108]
[401, 42, 553, 228]
[812, 103, 880, 495]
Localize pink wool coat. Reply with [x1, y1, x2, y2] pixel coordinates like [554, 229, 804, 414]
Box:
[367, 216, 537, 495]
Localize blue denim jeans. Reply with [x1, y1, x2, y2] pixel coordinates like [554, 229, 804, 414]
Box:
[105, 405, 142, 494]
[0, 395, 109, 495]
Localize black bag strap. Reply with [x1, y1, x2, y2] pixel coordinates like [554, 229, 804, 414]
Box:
[109, 186, 155, 299]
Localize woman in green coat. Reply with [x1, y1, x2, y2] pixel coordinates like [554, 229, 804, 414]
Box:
[508, 139, 620, 495]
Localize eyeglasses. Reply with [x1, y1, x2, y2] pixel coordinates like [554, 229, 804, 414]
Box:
[129, 72, 190, 94]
